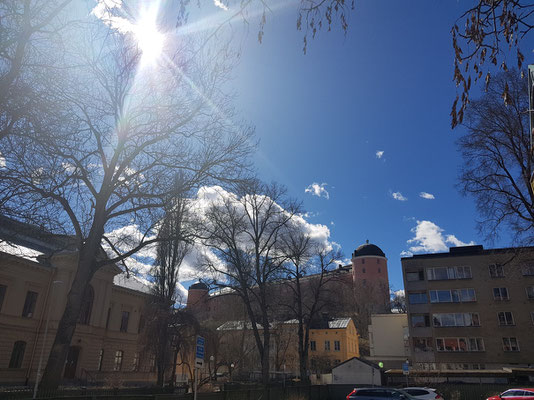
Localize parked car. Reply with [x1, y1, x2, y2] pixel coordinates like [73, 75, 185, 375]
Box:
[346, 387, 419, 399]
[487, 388, 534, 399]
[403, 387, 445, 399]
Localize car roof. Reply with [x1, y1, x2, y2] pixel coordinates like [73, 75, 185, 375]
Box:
[505, 388, 534, 392]
[405, 387, 435, 390]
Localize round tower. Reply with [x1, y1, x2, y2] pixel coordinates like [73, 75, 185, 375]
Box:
[186, 281, 209, 311]
[351, 240, 390, 311]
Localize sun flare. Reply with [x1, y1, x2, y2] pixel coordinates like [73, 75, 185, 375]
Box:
[133, 12, 165, 65]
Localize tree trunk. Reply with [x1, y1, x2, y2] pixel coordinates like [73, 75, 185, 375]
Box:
[261, 325, 270, 385]
[39, 249, 97, 390]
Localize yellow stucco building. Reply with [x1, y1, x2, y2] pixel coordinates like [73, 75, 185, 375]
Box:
[308, 317, 360, 373]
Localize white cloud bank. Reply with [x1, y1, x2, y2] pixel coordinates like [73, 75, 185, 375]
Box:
[406, 220, 475, 254]
[305, 182, 330, 199]
[392, 191, 408, 201]
[213, 0, 229, 10]
[376, 150, 384, 159]
[419, 192, 435, 200]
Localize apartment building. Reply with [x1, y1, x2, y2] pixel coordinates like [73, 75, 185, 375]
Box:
[402, 245, 534, 370]
[0, 218, 155, 385]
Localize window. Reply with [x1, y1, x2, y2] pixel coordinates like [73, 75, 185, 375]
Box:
[527, 286, 534, 299]
[9, 341, 26, 368]
[334, 340, 340, 351]
[114, 350, 123, 371]
[531, 312, 534, 324]
[0, 284, 6, 312]
[411, 314, 430, 328]
[433, 313, 480, 327]
[436, 337, 484, 352]
[97, 349, 104, 371]
[377, 259, 380, 264]
[361, 259, 365, 264]
[489, 264, 505, 278]
[78, 285, 94, 325]
[522, 265, 534, 276]
[413, 338, 432, 352]
[310, 341, 316, 351]
[429, 288, 476, 303]
[502, 337, 520, 352]
[324, 340, 330, 351]
[105, 307, 111, 329]
[22, 291, 38, 318]
[427, 266, 471, 280]
[362, 268, 366, 273]
[378, 268, 381, 273]
[406, 270, 424, 281]
[138, 315, 145, 334]
[120, 311, 130, 333]
[498, 312, 515, 326]
[132, 352, 139, 371]
[408, 292, 427, 304]
[493, 287, 509, 300]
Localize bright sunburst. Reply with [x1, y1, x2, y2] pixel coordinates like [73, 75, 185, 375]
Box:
[133, 10, 165, 66]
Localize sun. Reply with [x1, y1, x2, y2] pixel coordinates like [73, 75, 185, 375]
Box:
[133, 11, 165, 65]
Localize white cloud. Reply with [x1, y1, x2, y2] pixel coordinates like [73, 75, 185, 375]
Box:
[392, 191, 408, 201]
[0, 152, 5, 168]
[305, 182, 330, 199]
[406, 220, 475, 254]
[375, 150, 384, 159]
[213, 0, 229, 10]
[330, 221, 335, 226]
[400, 250, 413, 257]
[419, 192, 435, 200]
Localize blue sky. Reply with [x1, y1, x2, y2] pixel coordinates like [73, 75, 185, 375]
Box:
[226, 0, 519, 292]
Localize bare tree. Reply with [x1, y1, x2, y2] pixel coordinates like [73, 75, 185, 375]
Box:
[150, 198, 192, 386]
[200, 181, 300, 385]
[451, 1, 534, 127]
[390, 289, 406, 313]
[280, 229, 341, 383]
[458, 70, 533, 244]
[0, 19, 253, 389]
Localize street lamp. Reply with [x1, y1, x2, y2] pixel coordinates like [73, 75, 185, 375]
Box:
[229, 363, 234, 381]
[33, 280, 63, 399]
[209, 356, 215, 381]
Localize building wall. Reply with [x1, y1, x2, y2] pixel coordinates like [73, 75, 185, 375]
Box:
[332, 358, 382, 385]
[0, 251, 155, 385]
[402, 246, 534, 370]
[367, 313, 409, 368]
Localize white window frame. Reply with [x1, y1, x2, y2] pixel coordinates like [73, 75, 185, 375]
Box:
[489, 264, 505, 278]
[502, 337, 520, 352]
[498, 311, 515, 326]
[493, 287, 509, 301]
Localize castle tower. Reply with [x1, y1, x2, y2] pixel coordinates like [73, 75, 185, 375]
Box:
[351, 240, 390, 312]
[186, 281, 209, 311]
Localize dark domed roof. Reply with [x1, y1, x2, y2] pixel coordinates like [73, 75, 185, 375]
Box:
[189, 282, 208, 290]
[353, 242, 385, 258]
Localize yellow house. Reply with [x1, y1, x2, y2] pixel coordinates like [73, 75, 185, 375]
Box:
[309, 317, 359, 373]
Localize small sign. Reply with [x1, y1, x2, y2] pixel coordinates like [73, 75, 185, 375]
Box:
[195, 336, 205, 368]
[402, 362, 409, 375]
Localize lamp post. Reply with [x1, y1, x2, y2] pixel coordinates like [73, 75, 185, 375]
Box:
[229, 363, 234, 381]
[209, 356, 215, 381]
[33, 280, 63, 399]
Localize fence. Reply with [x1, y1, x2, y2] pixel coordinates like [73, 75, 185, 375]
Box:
[0, 383, 520, 400]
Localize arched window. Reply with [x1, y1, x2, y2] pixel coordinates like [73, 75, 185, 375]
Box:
[78, 285, 94, 325]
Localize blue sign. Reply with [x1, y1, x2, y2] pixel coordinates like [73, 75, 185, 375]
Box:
[195, 336, 205, 368]
[402, 362, 409, 375]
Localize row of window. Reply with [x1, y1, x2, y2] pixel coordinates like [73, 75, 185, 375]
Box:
[6, 341, 156, 372]
[406, 264, 534, 282]
[408, 286, 534, 304]
[310, 340, 341, 352]
[413, 337, 520, 353]
[412, 311, 533, 327]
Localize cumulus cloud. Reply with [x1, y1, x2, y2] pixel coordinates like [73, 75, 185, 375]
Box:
[376, 150, 384, 159]
[392, 191, 408, 201]
[103, 185, 335, 298]
[419, 192, 435, 200]
[406, 220, 475, 254]
[0, 152, 5, 168]
[305, 182, 329, 199]
[213, 0, 229, 10]
[400, 250, 413, 257]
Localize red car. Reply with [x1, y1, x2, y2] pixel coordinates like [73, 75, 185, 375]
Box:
[487, 389, 534, 399]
